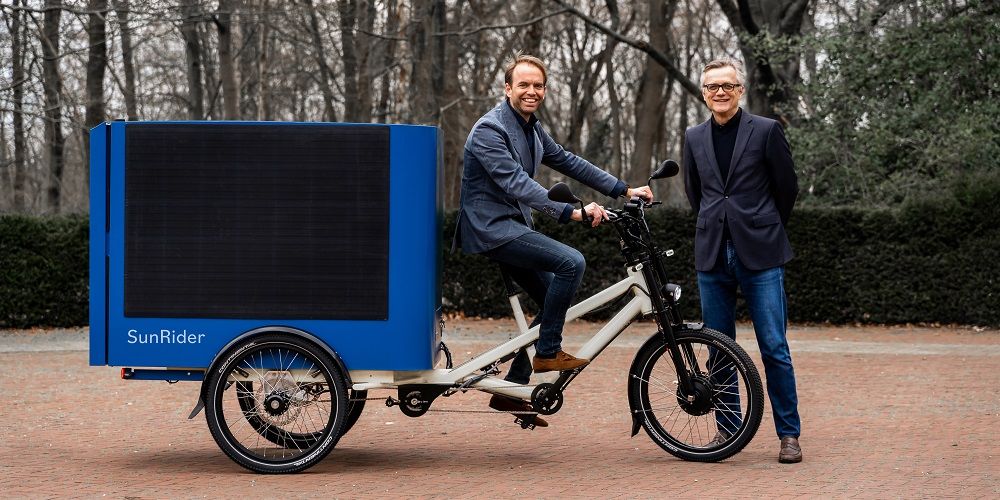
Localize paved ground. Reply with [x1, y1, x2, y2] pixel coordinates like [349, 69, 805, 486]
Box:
[1, 320, 997, 498]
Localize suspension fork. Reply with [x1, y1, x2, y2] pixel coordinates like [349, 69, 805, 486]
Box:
[640, 264, 698, 395]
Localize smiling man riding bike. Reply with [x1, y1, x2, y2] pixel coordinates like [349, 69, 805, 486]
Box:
[454, 54, 652, 425]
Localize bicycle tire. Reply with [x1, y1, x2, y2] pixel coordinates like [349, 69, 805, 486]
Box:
[628, 325, 763, 462]
[205, 334, 348, 473]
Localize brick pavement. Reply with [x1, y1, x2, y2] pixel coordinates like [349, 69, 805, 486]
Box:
[0, 320, 997, 498]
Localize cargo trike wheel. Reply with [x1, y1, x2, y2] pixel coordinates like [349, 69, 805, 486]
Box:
[205, 334, 348, 474]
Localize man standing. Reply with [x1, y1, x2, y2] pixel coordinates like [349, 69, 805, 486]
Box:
[683, 59, 802, 463]
[457, 54, 652, 426]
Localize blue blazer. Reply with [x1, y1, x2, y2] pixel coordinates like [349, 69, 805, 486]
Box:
[683, 110, 799, 271]
[457, 102, 621, 254]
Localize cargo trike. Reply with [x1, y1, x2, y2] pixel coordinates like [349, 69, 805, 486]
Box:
[90, 122, 763, 474]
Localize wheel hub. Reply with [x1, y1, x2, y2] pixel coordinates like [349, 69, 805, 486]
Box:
[263, 392, 290, 416]
[676, 375, 714, 416]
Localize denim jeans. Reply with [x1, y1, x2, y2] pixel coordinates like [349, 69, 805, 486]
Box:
[698, 240, 801, 438]
[484, 231, 586, 384]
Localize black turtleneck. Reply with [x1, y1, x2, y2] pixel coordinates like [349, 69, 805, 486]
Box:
[712, 108, 742, 248]
[711, 108, 742, 183]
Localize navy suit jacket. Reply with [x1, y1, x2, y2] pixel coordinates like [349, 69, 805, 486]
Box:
[456, 101, 621, 254]
[683, 110, 799, 271]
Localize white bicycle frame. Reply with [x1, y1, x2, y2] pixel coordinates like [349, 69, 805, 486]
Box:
[349, 263, 655, 401]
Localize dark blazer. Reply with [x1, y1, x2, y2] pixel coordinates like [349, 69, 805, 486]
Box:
[457, 101, 621, 254]
[683, 110, 799, 271]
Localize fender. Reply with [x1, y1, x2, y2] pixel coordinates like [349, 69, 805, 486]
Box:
[188, 325, 352, 419]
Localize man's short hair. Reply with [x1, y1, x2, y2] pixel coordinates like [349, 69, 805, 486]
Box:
[504, 54, 548, 85]
[701, 58, 746, 86]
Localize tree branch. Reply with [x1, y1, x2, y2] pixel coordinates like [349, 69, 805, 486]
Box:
[435, 8, 568, 37]
[549, 0, 701, 98]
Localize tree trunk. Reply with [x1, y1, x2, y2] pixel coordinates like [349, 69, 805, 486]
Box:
[522, 0, 544, 54]
[303, 0, 337, 121]
[239, 0, 260, 119]
[407, 0, 443, 124]
[216, 0, 239, 119]
[114, 0, 138, 120]
[180, 0, 205, 119]
[716, 0, 811, 124]
[11, 0, 27, 211]
[355, 0, 376, 122]
[258, 1, 271, 120]
[629, 0, 675, 184]
[375, 0, 398, 123]
[85, 0, 108, 182]
[42, 0, 66, 212]
[339, 0, 361, 121]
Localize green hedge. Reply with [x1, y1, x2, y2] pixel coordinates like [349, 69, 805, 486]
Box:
[3, 189, 998, 327]
[445, 182, 999, 326]
[0, 214, 89, 328]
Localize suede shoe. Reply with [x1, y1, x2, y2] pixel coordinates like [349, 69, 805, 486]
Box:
[779, 436, 802, 463]
[532, 350, 589, 373]
[488, 394, 548, 427]
[707, 430, 730, 447]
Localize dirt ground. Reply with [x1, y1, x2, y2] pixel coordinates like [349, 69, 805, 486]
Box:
[1, 319, 997, 498]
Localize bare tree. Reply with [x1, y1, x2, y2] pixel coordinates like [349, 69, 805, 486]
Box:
[374, 0, 400, 123]
[42, 0, 66, 212]
[180, 0, 205, 119]
[629, 0, 676, 185]
[215, 0, 239, 119]
[114, 0, 138, 120]
[84, 0, 108, 179]
[408, 0, 445, 124]
[302, 0, 338, 121]
[339, 0, 362, 121]
[10, 0, 28, 211]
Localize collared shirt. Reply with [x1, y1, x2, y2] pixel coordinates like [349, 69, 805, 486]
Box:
[506, 99, 538, 168]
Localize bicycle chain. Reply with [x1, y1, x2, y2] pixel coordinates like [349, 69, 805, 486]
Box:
[348, 383, 542, 415]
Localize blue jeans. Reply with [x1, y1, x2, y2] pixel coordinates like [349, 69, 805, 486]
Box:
[484, 232, 586, 384]
[698, 240, 800, 438]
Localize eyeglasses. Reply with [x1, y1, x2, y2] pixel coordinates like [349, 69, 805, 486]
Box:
[702, 83, 742, 93]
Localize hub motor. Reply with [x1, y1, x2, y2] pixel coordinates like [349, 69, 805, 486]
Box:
[676, 374, 714, 416]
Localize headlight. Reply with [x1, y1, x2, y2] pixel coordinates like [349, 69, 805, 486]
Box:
[664, 283, 682, 302]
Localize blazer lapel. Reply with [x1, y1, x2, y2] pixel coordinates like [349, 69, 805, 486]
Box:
[726, 112, 754, 187]
[532, 123, 543, 175]
[499, 103, 533, 175]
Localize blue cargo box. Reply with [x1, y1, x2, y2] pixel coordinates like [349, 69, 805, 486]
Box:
[90, 122, 442, 371]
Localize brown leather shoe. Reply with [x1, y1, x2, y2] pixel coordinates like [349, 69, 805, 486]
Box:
[488, 394, 548, 427]
[779, 436, 802, 463]
[532, 350, 589, 373]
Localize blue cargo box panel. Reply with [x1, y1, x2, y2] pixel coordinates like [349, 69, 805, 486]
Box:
[90, 122, 441, 371]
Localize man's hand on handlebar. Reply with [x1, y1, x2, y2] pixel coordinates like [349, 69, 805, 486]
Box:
[626, 185, 654, 203]
[572, 202, 610, 227]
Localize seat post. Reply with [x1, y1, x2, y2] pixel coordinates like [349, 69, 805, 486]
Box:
[500, 270, 530, 336]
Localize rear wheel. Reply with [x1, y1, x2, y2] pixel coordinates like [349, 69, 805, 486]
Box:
[205, 334, 348, 473]
[628, 326, 763, 462]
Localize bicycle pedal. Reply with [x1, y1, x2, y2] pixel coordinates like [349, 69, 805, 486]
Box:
[513, 416, 536, 430]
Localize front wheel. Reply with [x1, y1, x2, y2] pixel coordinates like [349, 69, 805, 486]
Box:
[205, 334, 349, 473]
[628, 326, 763, 462]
